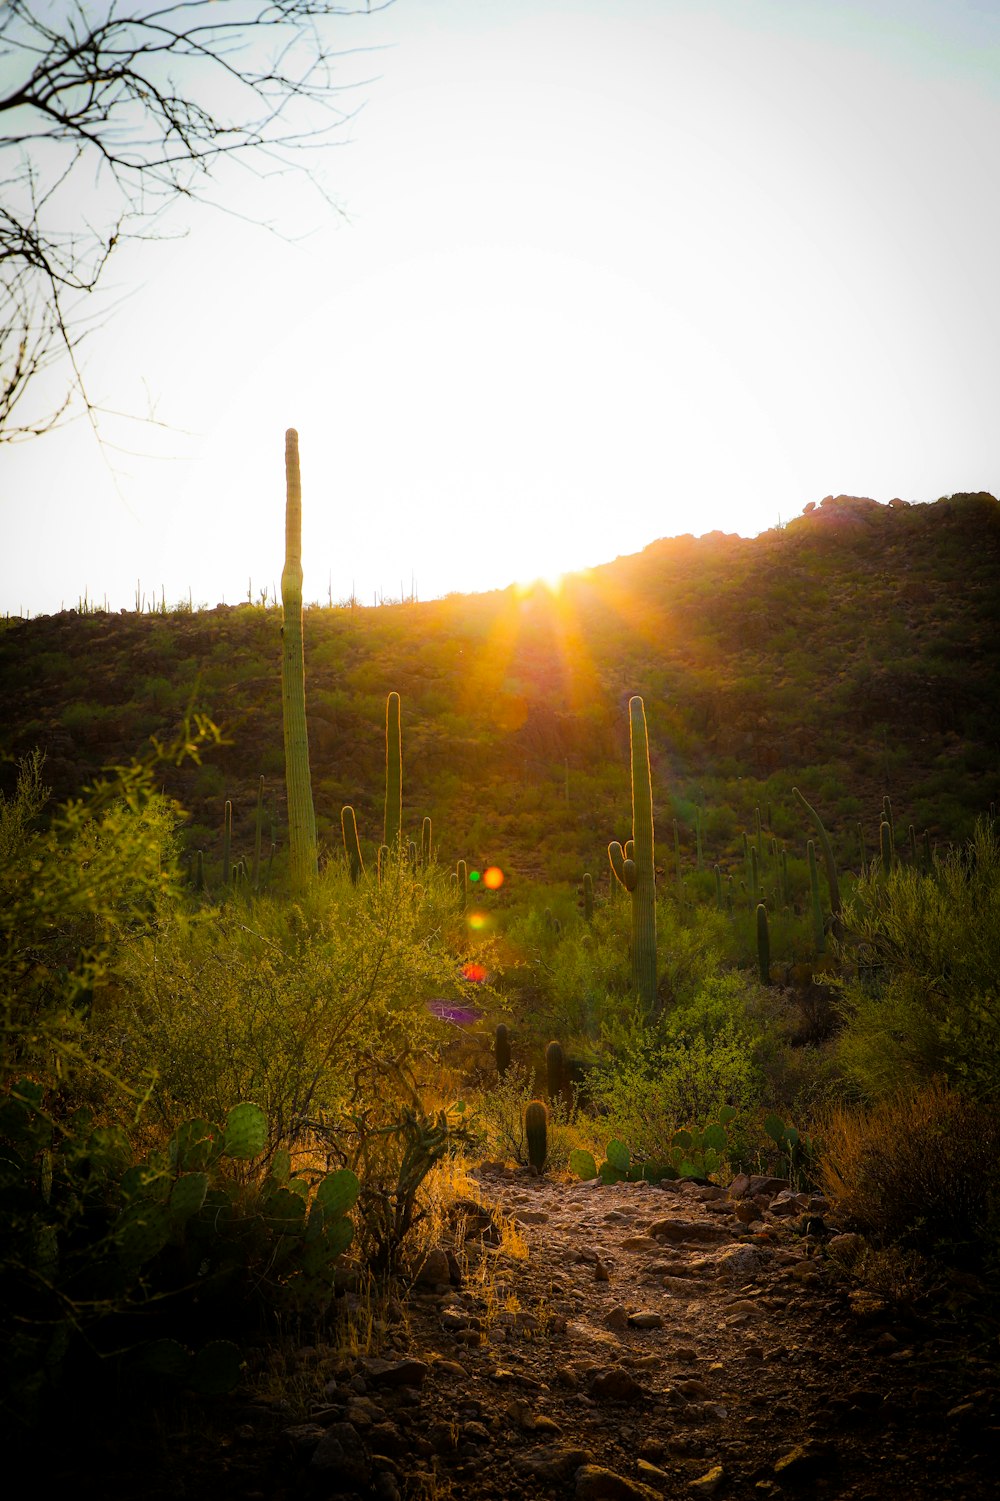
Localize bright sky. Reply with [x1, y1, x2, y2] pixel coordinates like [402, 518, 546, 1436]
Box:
[2, 0, 998, 616]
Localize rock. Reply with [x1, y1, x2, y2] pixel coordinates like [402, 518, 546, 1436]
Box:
[427, 1419, 460, 1453]
[461, 1419, 490, 1444]
[605, 1305, 630, 1330]
[281, 1422, 325, 1456]
[828, 1232, 865, 1261]
[690, 1464, 726, 1495]
[628, 1311, 665, 1329]
[650, 1218, 731, 1245]
[590, 1368, 647, 1402]
[358, 1356, 429, 1388]
[734, 1200, 762, 1225]
[621, 1235, 661, 1251]
[595, 1258, 611, 1282]
[748, 1176, 790, 1197]
[514, 1445, 594, 1483]
[575, 1463, 662, 1500]
[311, 1421, 370, 1487]
[715, 1244, 773, 1280]
[415, 1247, 451, 1286]
[772, 1442, 834, 1481]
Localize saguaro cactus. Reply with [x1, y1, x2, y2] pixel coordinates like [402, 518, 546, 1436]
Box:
[607, 695, 657, 1012]
[495, 1023, 512, 1077]
[756, 902, 771, 984]
[280, 428, 318, 891]
[807, 839, 825, 954]
[545, 1040, 565, 1103]
[384, 691, 402, 852]
[792, 787, 841, 918]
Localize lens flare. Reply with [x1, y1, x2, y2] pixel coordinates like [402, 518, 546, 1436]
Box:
[461, 961, 488, 983]
[466, 909, 492, 932]
[483, 865, 504, 890]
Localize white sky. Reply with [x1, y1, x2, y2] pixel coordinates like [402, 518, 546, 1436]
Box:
[2, 0, 999, 615]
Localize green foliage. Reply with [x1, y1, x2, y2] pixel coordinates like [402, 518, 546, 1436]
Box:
[835, 816, 1000, 1101]
[763, 1112, 815, 1189]
[589, 982, 763, 1164]
[471, 1063, 577, 1172]
[569, 1107, 737, 1184]
[103, 858, 463, 1137]
[0, 1086, 357, 1422]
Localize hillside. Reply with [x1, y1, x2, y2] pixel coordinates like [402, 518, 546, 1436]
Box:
[2, 491, 998, 890]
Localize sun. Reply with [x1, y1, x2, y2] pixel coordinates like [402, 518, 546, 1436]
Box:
[512, 569, 566, 598]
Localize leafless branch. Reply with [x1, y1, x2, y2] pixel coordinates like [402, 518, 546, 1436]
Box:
[0, 0, 391, 439]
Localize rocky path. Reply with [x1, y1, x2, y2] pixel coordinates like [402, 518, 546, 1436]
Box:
[131, 1171, 998, 1501]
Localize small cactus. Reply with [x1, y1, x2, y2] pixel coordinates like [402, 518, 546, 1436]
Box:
[420, 815, 433, 868]
[582, 871, 594, 922]
[525, 1100, 548, 1172]
[341, 805, 364, 883]
[384, 691, 402, 852]
[222, 798, 232, 890]
[495, 1023, 511, 1076]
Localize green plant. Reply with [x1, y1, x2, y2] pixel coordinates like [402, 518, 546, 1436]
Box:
[495, 1023, 511, 1076]
[384, 690, 402, 852]
[251, 774, 265, 892]
[570, 1106, 737, 1184]
[0, 1086, 358, 1423]
[763, 1111, 815, 1189]
[835, 816, 1000, 1101]
[341, 803, 365, 883]
[792, 786, 841, 920]
[545, 1039, 564, 1102]
[421, 815, 433, 868]
[607, 695, 657, 1012]
[280, 427, 318, 892]
[582, 871, 594, 922]
[807, 839, 825, 953]
[524, 1100, 548, 1172]
[756, 902, 770, 984]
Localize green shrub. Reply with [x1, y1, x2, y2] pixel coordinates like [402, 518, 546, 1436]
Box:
[835, 817, 1000, 1100]
[102, 859, 465, 1141]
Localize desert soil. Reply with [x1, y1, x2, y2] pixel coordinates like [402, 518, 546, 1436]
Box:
[53, 1170, 998, 1500]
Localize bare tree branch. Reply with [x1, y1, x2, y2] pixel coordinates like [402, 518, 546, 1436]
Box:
[0, 0, 390, 440]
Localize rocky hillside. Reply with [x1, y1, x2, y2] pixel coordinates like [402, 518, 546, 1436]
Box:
[2, 491, 997, 887]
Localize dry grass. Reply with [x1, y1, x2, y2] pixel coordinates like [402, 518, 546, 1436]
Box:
[819, 1079, 1000, 1269]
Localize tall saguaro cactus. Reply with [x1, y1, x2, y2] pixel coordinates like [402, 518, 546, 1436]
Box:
[608, 695, 657, 1012]
[384, 691, 402, 852]
[280, 428, 318, 891]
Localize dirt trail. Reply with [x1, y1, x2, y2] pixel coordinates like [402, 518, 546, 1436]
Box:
[73, 1171, 998, 1500]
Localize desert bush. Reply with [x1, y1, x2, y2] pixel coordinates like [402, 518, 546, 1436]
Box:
[470, 1062, 583, 1171]
[835, 816, 1000, 1100]
[0, 747, 187, 1085]
[102, 858, 466, 1144]
[819, 1080, 1000, 1272]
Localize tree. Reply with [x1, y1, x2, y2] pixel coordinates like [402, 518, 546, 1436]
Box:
[0, 0, 386, 440]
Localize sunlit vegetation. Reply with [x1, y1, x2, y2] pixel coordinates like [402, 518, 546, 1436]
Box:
[2, 490, 999, 1446]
